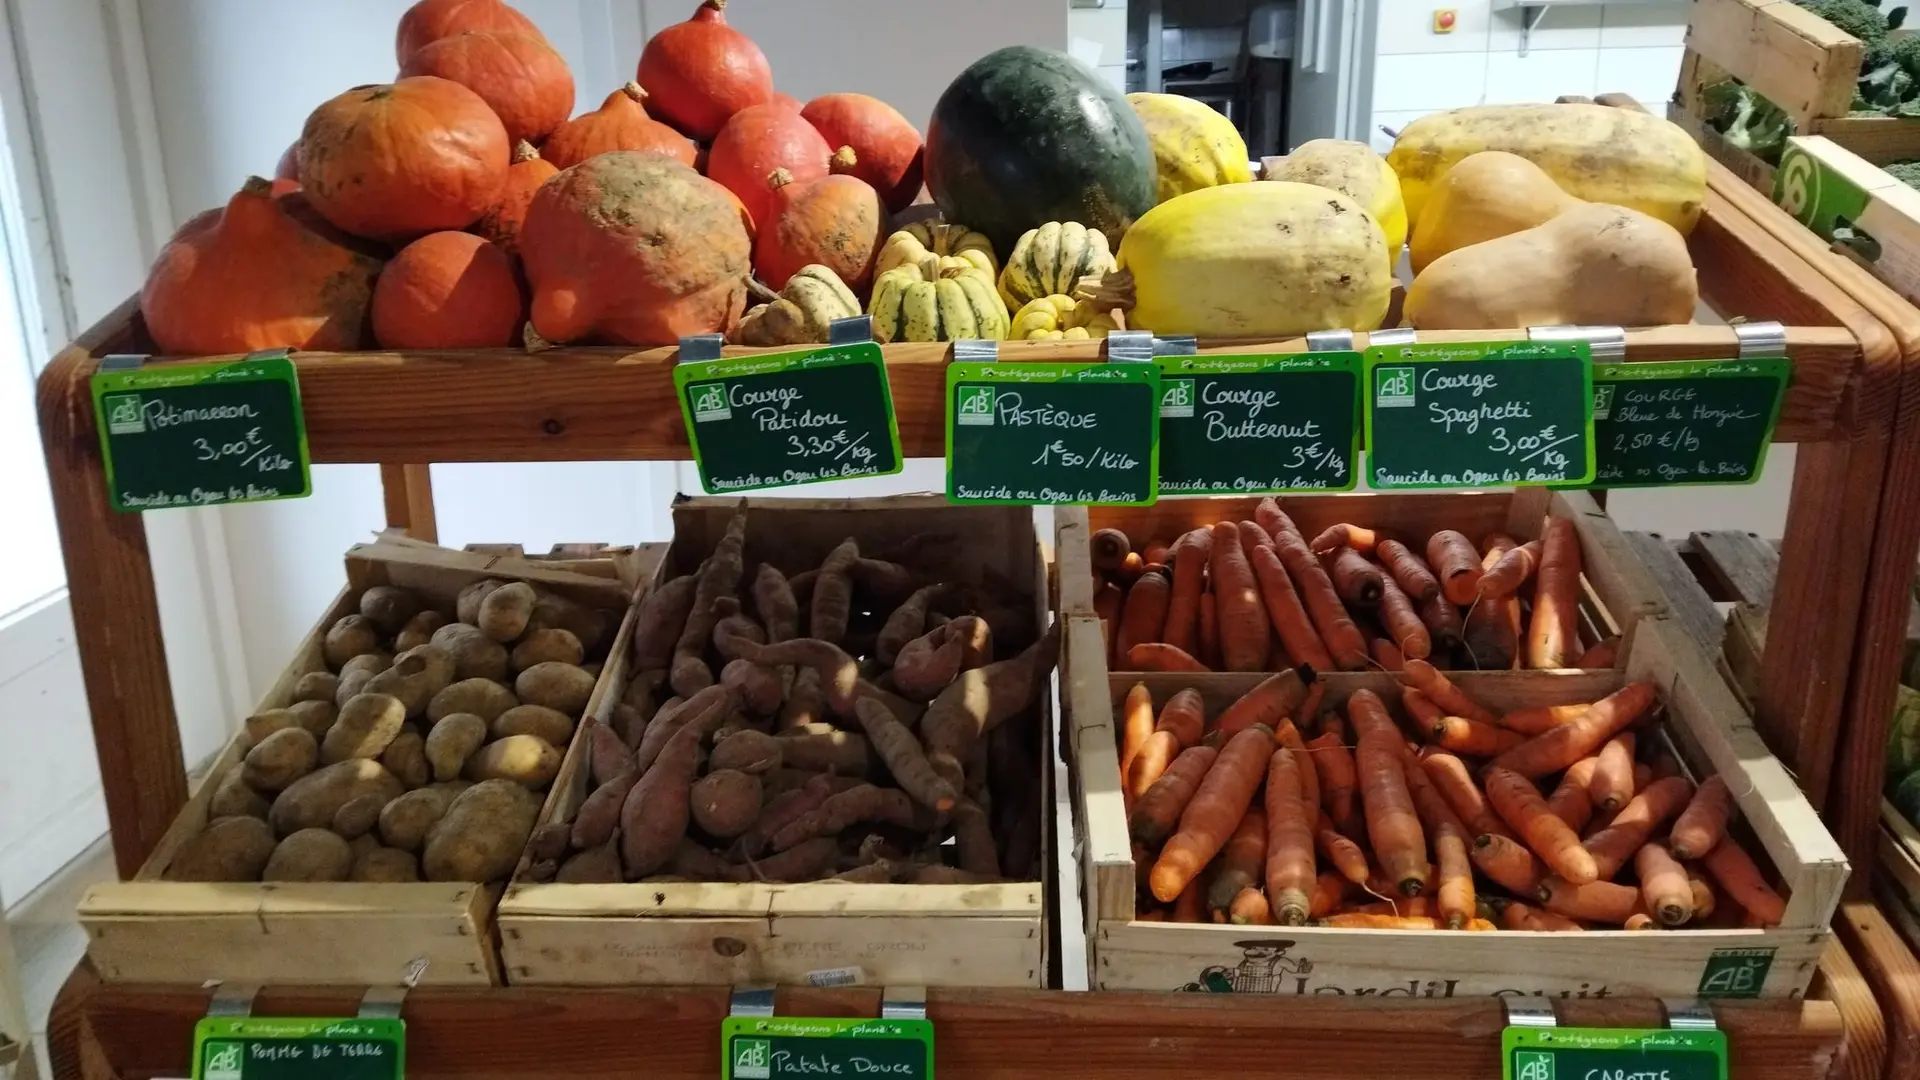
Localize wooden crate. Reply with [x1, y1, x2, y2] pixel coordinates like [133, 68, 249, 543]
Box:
[1061, 593, 1849, 997]
[497, 496, 1054, 988]
[1879, 801, 1920, 949]
[77, 541, 638, 987]
[1056, 489, 1665, 673]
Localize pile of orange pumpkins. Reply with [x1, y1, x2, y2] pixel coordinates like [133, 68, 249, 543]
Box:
[140, 0, 922, 356]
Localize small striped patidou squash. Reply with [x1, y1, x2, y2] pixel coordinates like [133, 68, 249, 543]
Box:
[1011, 295, 1120, 341]
[870, 256, 1008, 342]
[874, 221, 996, 284]
[998, 221, 1116, 312]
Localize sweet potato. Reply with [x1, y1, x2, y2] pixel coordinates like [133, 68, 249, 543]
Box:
[752, 564, 800, 643]
[619, 714, 709, 878]
[673, 507, 750, 695]
[811, 538, 861, 645]
[571, 769, 640, 849]
[854, 696, 956, 811]
[721, 657, 785, 716]
[710, 729, 784, 775]
[878, 583, 952, 664]
[587, 719, 635, 787]
[633, 573, 698, 669]
[893, 622, 966, 701]
[920, 622, 1061, 790]
[741, 773, 834, 857]
[741, 638, 861, 716]
[691, 769, 763, 839]
[633, 684, 734, 775]
[949, 797, 1001, 877]
[744, 836, 840, 883]
[776, 729, 870, 775]
[710, 597, 767, 661]
[767, 785, 917, 851]
[556, 841, 623, 883]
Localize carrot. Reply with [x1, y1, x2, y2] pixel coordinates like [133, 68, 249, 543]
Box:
[1434, 819, 1475, 930]
[1490, 681, 1658, 779]
[1430, 715, 1526, 757]
[1215, 669, 1311, 739]
[1371, 638, 1405, 671]
[1493, 898, 1537, 931]
[1143, 539, 1171, 567]
[1538, 877, 1645, 925]
[1162, 528, 1211, 656]
[1210, 522, 1270, 671]
[1525, 517, 1582, 669]
[1403, 687, 1446, 740]
[1173, 877, 1205, 922]
[1688, 870, 1718, 922]
[1116, 569, 1173, 662]
[1150, 726, 1275, 902]
[1351, 897, 1432, 918]
[1296, 682, 1326, 729]
[1254, 497, 1296, 541]
[1632, 762, 1653, 793]
[1357, 732, 1428, 896]
[1637, 842, 1695, 926]
[1583, 775, 1694, 879]
[1128, 744, 1219, 847]
[1399, 659, 1497, 725]
[1375, 539, 1440, 601]
[1095, 580, 1123, 666]
[1230, 887, 1275, 925]
[1419, 750, 1511, 839]
[1348, 688, 1407, 747]
[1648, 752, 1685, 781]
[1124, 642, 1211, 672]
[1311, 870, 1352, 917]
[1402, 751, 1466, 838]
[1574, 636, 1620, 668]
[1135, 908, 1167, 922]
[1416, 590, 1464, 654]
[1700, 839, 1786, 926]
[1485, 766, 1598, 884]
[1317, 812, 1370, 883]
[1521, 903, 1586, 932]
[1323, 546, 1385, 607]
[1375, 576, 1433, 661]
[1497, 703, 1592, 737]
[1246, 538, 1335, 673]
[1091, 528, 1131, 573]
[1117, 683, 1157, 795]
[1477, 540, 1541, 599]
[1309, 524, 1380, 556]
[1156, 688, 1207, 747]
[1271, 525, 1370, 670]
[1546, 758, 1598, 833]
[1206, 808, 1268, 915]
[1262, 748, 1316, 924]
[1426, 530, 1484, 605]
[1274, 720, 1319, 817]
[1127, 689, 1206, 797]
[1319, 913, 1442, 930]
[1307, 731, 1357, 829]
[1473, 832, 1548, 895]
[1624, 912, 1657, 930]
[1197, 592, 1222, 671]
[1669, 775, 1734, 860]
[1589, 733, 1636, 813]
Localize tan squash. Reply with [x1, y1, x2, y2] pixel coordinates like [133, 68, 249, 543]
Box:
[1010, 294, 1121, 341]
[1404, 203, 1697, 331]
[1409, 151, 1582, 273]
[732, 264, 863, 346]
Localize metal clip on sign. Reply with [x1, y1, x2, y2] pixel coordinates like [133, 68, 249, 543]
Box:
[1306, 329, 1356, 352]
[205, 983, 261, 1019]
[1528, 324, 1626, 361]
[678, 333, 727, 365]
[99, 353, 149, 373]
[730, 985, 778, 1018]
[1733, 321, 1787, 360]
[951, 339, 999, 363]
[1503, 999, 1559, 1028]
[1104, 330, 1193, 363]
[828, 315, 875, 346]
[1662, 1000, 1720, 1031]
[726, 985, 929, 1021]
[1369, 326, 1417, 348]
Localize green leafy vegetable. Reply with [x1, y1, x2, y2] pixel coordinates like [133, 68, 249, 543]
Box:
[1700, 80, 1795, 164]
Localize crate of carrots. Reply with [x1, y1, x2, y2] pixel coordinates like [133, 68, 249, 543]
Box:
[1061, 599, 1848, 996]
[1058, 490, 1665, 676]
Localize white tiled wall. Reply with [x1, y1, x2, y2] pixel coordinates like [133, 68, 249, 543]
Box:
[1069, 1, 1132, 93]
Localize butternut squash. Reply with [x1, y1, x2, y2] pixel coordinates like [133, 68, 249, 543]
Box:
[1387, 104, 1705, 235]
[1264, 139, 1407, 262]
[1409, 151, 1581, 273]
[1404, 203, 1697, 331]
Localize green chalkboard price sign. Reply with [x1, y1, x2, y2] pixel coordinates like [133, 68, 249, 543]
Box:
[722, 1016, 934, 1080]
[1156, 352, 1360, 494]
[192, 1017, 404, 1080]
[1590, 358, 1788, 487]
[91, 354, 311, 513]
[675, 342, 903, 493]
[946, 360, 1160, 505]
[1365, 341, 1595, 489]
[1502, 1027, 1726, 1080]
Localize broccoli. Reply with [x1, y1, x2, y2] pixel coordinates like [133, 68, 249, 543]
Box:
[1891, 34, 1920, 78]
[1700, 81, 1795, 163]
[1799, 0, 1891, 40]
[1858, 45, 1916, 108]
[1884, 160, 1920, 188]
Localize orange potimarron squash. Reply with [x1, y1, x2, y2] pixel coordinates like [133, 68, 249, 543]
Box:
[300, 77, 509, 240]
[401, 29, 574, 146]
[635, 0, 772, 141]
[396, 0, 541, 66]
[274, 142, 300, 182]
[706, 102, 831, 233]
[540, 82, 695, 170]
[756, 156, 888, 293]
[141, 177, 386, 356]
[373, 231, 525, 348]
[802, 93, 924, 213]
[473, 140, 558, 253]
[520, 151, 750, 345]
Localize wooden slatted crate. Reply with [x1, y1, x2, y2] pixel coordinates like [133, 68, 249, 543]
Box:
[497, 496, 1055, 988]
[77, 542, 638, 986]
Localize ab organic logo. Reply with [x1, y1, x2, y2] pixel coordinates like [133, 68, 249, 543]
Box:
[1593, 384, 1616, 420]
[691, 383, 732, 423]
[105, 393, 145, 435]
[203, 1041, 244, 1080]
[732, 1037, 772, 1080]
[1159, 378, 1195, 418]
[1513, 1050, 1555, 1080]
[956, 385, 996, 426]
[1375, 366, 1415, 408]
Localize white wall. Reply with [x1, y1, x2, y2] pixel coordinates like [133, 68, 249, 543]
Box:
[1069, 1, 1132, 93]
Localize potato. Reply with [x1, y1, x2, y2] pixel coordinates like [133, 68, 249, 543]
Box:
[691, 769, 761, 839]
[464, 734, 562, 787]
[456, 578, 506, 625]
[511, 628, 585, 672]
[478, 581, 537, 643]
[323, 614, 383, 669]
[335, 667, 376, 707]
[269, 759, 406, 835]
[492, 704, 576, 746]
[515, 662, 596, 716]
[367, 644, 456, 718]
[395, 610, 450, 653]
[288, 699, 337, 738]
[426, 677, 519, 725]
[431, 623, 510, 683]
[165, 816, 277, 881]
[243, 709, 300, 746]
[292, 671, 340, 705]
[210, 771, 271, 820]
[321, 693, 408, 764]
[378, 786, 457, 852]
[425, 712, 489, 781]
[350, 846, 421, 882]
[348, 831, 382, 861]
[527, 593, 612, 657]
[332, 794, 387, 840]
[381, 727, 431, 788]
[264, 828, 352, 882]
[422, 779, 541, 882]
[359, 585, 421, 634]
[242, 727, 319, 792]
[710, 729, 783, 776]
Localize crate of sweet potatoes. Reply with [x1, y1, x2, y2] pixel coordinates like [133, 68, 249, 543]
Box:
[78, 540, 639, 986]
[496, 495, 1057, 988]
[1058, 489, 1665, 679]
[1062, 601, 1848, 998]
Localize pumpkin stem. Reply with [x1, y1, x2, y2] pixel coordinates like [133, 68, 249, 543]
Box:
[622, 81, 649, 105]
[829, 146, 859, 175]
[522, 322, 555, 354]
[746, 277, 782, 303]
[767, 168, 795, 191]
[513, 140, 541, 163]
[240, 175, 277, 198]
[703, 0, 728, 12]
[1073, 268, 1136, 313]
